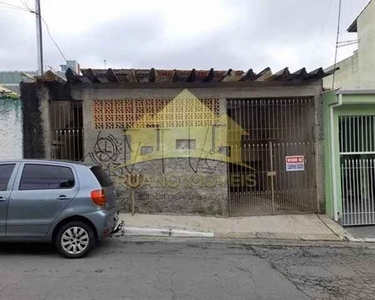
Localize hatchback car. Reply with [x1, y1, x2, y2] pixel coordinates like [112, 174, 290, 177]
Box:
[0, 160, 120, 258]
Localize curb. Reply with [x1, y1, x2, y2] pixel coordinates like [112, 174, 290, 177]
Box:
[113, 227, 215, 238]
[316, 214, 353, 242]
[316, 216, 375, 243]
[113, 228, 346, 242]
[346, 237, 375, 243]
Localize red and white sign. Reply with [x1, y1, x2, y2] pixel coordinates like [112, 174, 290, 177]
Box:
[285, 155, 305, 171]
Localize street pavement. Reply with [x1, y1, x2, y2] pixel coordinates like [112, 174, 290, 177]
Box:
[346, 226, 375, 239]
[1, 239, 375, 300]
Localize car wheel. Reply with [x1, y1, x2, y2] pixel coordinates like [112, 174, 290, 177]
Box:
[55, 221, 96, 258]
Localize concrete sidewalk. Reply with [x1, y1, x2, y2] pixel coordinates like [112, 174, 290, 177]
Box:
[119, 213, 352, 241]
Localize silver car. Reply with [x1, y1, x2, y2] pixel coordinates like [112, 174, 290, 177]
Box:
[0, 160, 120, 258]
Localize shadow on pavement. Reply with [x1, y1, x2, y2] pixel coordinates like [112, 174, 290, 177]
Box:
[0, 240, 115, 257]
[0, 242, 56, 256]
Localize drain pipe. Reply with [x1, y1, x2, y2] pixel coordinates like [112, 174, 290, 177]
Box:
[330, 92, 343, 222]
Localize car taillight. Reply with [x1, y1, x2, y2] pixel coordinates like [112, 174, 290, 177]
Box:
[91, 189, 107, 206]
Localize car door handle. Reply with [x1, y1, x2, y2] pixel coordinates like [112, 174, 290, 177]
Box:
[0, 196, 7, 202]
[57, 195, 69, 200]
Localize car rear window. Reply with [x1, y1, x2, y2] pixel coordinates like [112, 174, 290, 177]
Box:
[90, 166, 112, 187]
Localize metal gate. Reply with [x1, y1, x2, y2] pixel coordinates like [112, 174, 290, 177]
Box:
[339, 115, 375, 226]
[227, 98, 317, 216]
[50, 101, 83, 161]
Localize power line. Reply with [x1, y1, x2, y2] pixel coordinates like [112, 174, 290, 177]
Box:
[332, 0, 342, 90]
[40, 16, 76, 73]
[41, 16, 76, 73]
[41, 17, 69, 65]
[35, 0, 43, 74]
[4, 0, 76, 74]
[19, 0, 32, 11]
[0, 1, 30, 11]
[309, 0, 335, 67]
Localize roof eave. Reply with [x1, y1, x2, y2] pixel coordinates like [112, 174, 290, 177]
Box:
[347, 19, 357, 33]
[64, 67, 332, 86]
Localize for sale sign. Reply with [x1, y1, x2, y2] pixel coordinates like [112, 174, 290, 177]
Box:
[285, 155, 305, 172]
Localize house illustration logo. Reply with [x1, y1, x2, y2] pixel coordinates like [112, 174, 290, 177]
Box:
[114, 89, 253, 170]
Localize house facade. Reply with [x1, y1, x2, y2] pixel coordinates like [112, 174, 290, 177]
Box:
[324, 90, 375, 226]
[322, 0, 375, 226]
[324, 0, 375, 89]
[21, 67, 332, 216]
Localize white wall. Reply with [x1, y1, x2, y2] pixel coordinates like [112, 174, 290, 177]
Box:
[323, 0, 375, 89]
[324, 51, 360, 89]
[0, 99, 23, 159]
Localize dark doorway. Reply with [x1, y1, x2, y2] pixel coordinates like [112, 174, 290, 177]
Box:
[49, 101, 83, 161]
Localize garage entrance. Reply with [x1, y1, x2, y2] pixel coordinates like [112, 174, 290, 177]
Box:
[227, 98, 318, 216]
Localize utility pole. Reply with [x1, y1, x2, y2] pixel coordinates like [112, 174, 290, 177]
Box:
[35, 0, 44, 75]
[332, 0, 342, 89]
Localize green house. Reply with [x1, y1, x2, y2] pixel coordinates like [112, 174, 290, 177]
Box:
[324, 90, 375, 226]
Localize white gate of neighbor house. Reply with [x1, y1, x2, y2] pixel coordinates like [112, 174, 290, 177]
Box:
[339, 115, 375, 226]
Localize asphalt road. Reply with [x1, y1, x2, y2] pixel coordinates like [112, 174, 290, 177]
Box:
[1, 239, 375, 300]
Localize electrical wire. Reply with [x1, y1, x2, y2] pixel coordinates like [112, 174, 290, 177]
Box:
[332, 0, 342, 90]
[40, 16, 77, 73]
[19, 0, 32, 11]
[4, 0, 76, 74]
[0, 1, 29, 11]
[308, 0, 335, 67]
[40, 17, 68, 65]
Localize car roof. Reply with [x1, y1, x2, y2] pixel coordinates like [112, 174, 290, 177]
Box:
[0, 159, 92, 167]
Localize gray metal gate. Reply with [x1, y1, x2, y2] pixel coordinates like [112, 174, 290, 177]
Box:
[227, 98, 317, 216]
[339, 115, 375, 226]
[50, 101, 83, 161]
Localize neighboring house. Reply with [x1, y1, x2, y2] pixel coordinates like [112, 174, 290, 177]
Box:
[60, 60, 80, 74]
[0, 61, 78, 161]
[324, 0, 375, 89]
[0, 60, 79, 95]
[0, 71, 38, 95]
[323, 0, 375, 227]
[21, 66, 333, 216]
[323, 90, 375, 226]
[0, 84, 18, 99]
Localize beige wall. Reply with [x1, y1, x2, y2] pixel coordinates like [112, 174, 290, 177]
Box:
[357, 0, 375, 88]
[323, 0, 375, 89]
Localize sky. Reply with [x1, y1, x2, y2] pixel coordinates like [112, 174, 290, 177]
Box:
[0, 0, 370, 73]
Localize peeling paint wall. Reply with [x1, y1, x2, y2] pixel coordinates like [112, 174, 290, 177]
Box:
[82, 91, 230, 216]
[20, 81, 325, 216]
[0, 99, 23, 159]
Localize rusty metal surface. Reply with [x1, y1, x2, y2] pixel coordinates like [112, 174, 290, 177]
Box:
[227, 98, 317, 216]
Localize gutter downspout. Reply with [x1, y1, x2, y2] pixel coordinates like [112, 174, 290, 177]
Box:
[329, 93, 343, 222]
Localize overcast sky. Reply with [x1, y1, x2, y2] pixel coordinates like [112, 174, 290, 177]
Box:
[0, 0, 370, 72]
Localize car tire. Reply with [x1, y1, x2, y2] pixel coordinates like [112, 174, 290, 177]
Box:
[55, 221, 96, 258]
